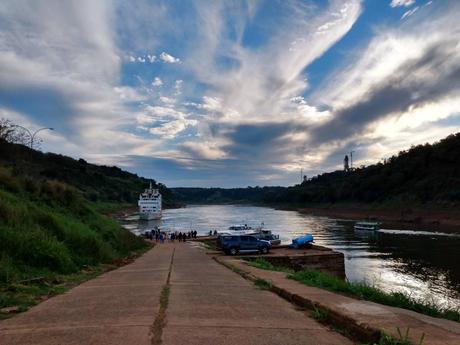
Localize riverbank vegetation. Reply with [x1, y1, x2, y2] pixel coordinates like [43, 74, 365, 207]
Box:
[247, 258, 460, 323]
[173, 132, 460, 209]
[0, 137, 175, 317]
[0, 165, 151, 317]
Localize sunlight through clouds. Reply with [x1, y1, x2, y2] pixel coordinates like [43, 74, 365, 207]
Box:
[0, 0, 459, 186]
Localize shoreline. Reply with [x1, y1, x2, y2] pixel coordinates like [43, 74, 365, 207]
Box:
[110, 201, 460, 234]
[291, 205, 460, 233]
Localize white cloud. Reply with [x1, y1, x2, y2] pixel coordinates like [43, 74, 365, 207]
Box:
[159, 96, 175, 105]
[0, 0, 166, 161]
[308, 2, 460, 168]
[185, 0, 361, 126]
[390, 0, 416, 7]
[159, 52, 181, 63]
[401, 6, 419, 19]
[127, 54, 156, 64]
[181, 141, 227, 160]
[113, 86, 145, 101]
[149, 119, 197, 139]
[174, 80, 183, 95]
[152, 77, 163, 86]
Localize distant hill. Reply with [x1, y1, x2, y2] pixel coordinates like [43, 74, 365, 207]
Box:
[0, 140, 175, 207]
[173, 132, 460, 207]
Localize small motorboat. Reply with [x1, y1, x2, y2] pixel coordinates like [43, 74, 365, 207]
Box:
[218, 224, 256, 236]
[354, 221, 380, 231]
[290, 234, 314, 249]
[253, 230, 281, 246]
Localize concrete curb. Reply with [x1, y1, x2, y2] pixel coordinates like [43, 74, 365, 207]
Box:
[214, 256, 381, 343]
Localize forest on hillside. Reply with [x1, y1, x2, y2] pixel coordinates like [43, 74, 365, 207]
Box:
[173, 133, 460, 207]
[0, 139, 175, 207]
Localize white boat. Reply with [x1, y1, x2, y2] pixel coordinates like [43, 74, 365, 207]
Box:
[218, 224, 257, 236]
[354, 221, 380, 231]
[218, 224, 281, 245]
[138, 182, 162, 220]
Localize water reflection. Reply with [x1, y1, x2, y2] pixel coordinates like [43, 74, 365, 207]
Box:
[121, 204, 460, 308]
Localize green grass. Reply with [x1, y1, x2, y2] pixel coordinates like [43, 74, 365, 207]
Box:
[254, 278, 272, 290]
[160, 285, 170, 310]
[0, 167, 149, 315]
[89, 201, 133, 213]
[246, 258, 460, 323]
[290, 269, 460, 322]
[373, 328, 425, 345]
[201, 239, 218, 251]
[246, 257, 292, 272]
[311, 306, 330, 323]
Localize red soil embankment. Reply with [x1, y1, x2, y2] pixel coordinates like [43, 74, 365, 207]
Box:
[297, 205, 460, 233]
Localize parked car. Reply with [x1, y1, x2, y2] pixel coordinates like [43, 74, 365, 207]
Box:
[219, 235, 271, 255]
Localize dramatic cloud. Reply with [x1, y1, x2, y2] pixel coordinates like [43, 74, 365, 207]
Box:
[311, 5, 460, 148]
[1, 0, 459, 187]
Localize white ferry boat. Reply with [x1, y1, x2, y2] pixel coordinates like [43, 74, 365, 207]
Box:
[138, 182, 162, 220]
[354, 221, 380, 231]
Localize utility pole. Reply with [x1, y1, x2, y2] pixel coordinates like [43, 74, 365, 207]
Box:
[349, 150, 355, 170]
[300, 168, 303, 184]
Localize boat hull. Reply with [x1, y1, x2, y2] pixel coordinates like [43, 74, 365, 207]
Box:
[354, 225, 379, 231]
[139, 212, 162, 220]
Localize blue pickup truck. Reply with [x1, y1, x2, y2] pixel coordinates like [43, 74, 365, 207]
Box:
[218, 235, 271, 256]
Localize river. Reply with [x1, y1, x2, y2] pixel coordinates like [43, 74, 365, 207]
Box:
[120, 204, 460, 309]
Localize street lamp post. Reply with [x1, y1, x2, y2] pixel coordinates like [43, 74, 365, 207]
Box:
[11, 125, 54, 149]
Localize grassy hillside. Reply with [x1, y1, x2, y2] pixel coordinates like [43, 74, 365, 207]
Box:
[0, 140, 175, 207]
[0, 140, 177, 315]
[0, 166, 149, 314]
[173, 132, 460, 207]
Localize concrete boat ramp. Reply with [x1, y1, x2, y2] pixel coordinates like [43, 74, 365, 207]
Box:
[0, 243, 351, 345]
[1, 242, 459, 344]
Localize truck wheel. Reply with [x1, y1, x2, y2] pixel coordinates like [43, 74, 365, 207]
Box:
[260, 247, 268, 254]
[230, 248, 238, 256]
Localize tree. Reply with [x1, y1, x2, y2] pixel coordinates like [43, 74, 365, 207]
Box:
[0, 118, 30, 146]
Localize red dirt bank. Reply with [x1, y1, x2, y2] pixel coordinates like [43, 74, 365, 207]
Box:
[296, 205, 460, 233]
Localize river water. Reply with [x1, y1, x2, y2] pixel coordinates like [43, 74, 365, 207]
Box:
[120, 204, 460, 309]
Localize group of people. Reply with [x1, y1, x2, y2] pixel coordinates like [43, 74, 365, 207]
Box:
[169, 230, 198, 242]
[145, 228, 198, 243]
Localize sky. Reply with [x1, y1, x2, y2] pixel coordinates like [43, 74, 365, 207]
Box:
[1, 0, 460, 187]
